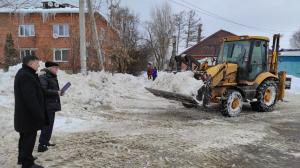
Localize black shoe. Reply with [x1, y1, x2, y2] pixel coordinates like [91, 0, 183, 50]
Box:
[17, 156, 38, 165]
[30, 163, 44, 168]
[17, 156, 21, 165]
[37, 144, 48, 153]
[46, 143, 56, 147]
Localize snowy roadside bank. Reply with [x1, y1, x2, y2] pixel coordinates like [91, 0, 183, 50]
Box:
[287, 75, 300, 94]
[1, 65, 300, 167]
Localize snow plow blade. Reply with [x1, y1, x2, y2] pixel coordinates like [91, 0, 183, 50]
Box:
[145, 87, 199, 105]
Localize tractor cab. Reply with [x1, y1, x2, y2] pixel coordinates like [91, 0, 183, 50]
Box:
[217, 36, 269, 81]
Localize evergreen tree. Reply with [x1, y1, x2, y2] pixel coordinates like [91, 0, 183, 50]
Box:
[4, 33, 19, 72]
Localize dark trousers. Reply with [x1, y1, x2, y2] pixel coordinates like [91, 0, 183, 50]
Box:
[18, 131, 37, 168]
[39, 111, 55, 145]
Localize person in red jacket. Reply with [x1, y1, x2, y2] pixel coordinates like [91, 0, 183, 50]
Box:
[147, 63, 152, 80]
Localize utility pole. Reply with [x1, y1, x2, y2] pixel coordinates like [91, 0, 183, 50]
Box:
[172, 35, 177, 58]
[87, 0, 105, 71]
[79, 0, 87, 75]
[197, 24, 203, 43]
[168, 36, 177, 71]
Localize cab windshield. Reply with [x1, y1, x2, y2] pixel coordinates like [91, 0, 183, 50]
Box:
[217, 40, 251, 64]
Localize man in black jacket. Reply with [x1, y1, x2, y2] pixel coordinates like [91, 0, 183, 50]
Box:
[14, 55, 48, 168]
[38, 61, 62, 152]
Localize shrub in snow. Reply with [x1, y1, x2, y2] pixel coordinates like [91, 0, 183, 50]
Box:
[3, 33, 20, 71]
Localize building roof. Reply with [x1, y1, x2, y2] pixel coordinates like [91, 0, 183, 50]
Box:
[0, 2, 106, 20]
[41, 0, 59, 3]
[224, 35, 270, 42]
[280, 51, 300, 56]
[0, 7, 87, 14]
[180, 29, 236, 55]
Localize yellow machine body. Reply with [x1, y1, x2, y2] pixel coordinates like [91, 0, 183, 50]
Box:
[147, 34, 287, 117]
[202, 35, 286, 104]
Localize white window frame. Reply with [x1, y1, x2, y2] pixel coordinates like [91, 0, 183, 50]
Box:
[19, 48, 37, 59]
[53, 24, 70, 38]
[53, 48, 69, 62]
[19, 24, 35, 37]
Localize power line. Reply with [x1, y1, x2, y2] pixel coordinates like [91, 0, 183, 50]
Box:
[181, 0, 295, 33]
[169, 0, 295, 34]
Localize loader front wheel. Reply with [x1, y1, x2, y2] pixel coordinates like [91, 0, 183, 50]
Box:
[221, 89, 243, 117]
[252, 80, 278, 112]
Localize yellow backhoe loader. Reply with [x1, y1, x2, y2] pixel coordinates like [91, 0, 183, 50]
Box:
[146, 34, 288, 117]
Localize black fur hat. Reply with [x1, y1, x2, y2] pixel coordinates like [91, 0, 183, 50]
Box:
[45, 61, 59, 68]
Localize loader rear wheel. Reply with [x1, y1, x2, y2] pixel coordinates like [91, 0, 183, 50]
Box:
[221, 89, 243, 117]
[251, 80, 278, 112]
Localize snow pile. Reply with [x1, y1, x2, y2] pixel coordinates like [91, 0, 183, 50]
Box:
[0, 63, 48, 108]
[0, 64, 22, 108]
[0, 63, 154, 113]
[150, 71, 203, 96]
[57, 70, 152, 114]
[287, 75, 300, 94]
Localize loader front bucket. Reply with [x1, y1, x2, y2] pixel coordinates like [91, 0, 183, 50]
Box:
[145, 87, 199, 105]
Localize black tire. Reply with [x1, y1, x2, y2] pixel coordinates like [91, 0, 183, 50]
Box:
[251, 80, 278, 112]
[182, 102, 196, 108]
[221, 89, 243, 117]
[250, 102, 259, 111]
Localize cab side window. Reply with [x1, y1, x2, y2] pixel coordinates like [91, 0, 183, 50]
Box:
[249, 41, 267, 80]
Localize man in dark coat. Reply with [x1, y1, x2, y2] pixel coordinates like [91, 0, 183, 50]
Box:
[38, 61, 62, 152]
[14, 55, 48, 168]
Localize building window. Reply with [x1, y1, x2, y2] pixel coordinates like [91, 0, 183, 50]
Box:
[53, 49, 69, 62]
[19, 25, 35, 37]
[53, 24, 69, 37]
[19, 48, 36, 59]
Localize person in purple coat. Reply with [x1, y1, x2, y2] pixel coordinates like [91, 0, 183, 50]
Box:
[152, 67, 157, 81]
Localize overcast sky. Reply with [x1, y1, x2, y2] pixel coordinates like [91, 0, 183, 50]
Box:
[65, 0, 300, 49]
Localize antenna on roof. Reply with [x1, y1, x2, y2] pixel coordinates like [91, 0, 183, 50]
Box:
[48, 1, 54, 7]
[42, 1, 62, 9]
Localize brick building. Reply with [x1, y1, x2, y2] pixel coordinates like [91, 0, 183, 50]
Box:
[181, 29, 237, 65]
[0, 1, 119, 72]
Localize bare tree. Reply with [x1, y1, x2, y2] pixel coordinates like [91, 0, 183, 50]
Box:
[93, 0, 105, 10]
[290, 28, 300, 49]
[174, 10, 185, 54]
[111, 41, 132, 73]
[185, 10, 201, 48]
[107, 4, 140, 73]
[146, 2, 174, 70]
[107, 0, 121, 25]
[127, 41, 153, 75]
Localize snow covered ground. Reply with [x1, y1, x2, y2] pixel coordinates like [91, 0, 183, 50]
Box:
[287, 75, 300, 94]
[1, 64, 300, 167]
